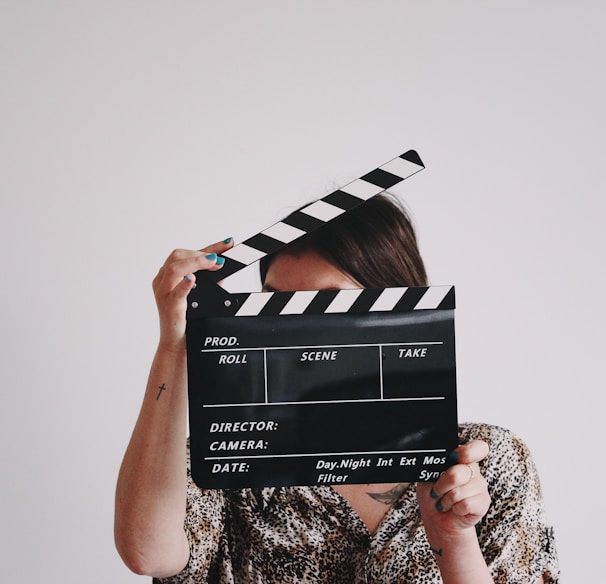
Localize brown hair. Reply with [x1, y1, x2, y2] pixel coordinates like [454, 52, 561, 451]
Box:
[259, 193, 428, 288]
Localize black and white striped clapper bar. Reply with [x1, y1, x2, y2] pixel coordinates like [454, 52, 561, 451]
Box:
[186, 151, 458, 489]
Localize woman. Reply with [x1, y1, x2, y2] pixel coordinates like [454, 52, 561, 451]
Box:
[115, 194, 559, 583]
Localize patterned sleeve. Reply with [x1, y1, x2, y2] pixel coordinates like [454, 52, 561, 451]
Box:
[155, 441, 228, 584]
[460, 424, 559, 584]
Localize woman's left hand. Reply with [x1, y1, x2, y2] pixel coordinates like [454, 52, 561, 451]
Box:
[416, 440, 491, 535]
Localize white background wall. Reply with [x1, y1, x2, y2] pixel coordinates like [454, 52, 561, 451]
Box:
[1, 2, 604, 581]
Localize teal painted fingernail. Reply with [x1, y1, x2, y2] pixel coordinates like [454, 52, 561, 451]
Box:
[436, 501, 443, 512]
[206, 253, 217, 261]
[430, 488, 438, 499]
[216, 256, 225, 266]
[223, 237, 233, 244]
[184, 275, 192, 282]
[448, 451, 460, 463]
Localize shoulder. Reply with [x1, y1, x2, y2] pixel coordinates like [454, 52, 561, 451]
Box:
[460, 425, 559, 581]
[459, 422, 533, 461]
[459, 422, 541, 498]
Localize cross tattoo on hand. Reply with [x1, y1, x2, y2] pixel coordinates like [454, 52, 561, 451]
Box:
[156, 383, 167, 400]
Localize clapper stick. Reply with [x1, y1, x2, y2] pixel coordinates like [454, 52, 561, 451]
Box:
[186, 150, 459, 489]
[196, 150, 425, 284]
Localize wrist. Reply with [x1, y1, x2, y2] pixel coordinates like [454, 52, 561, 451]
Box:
[425, 525, 478, 554]
[424, 528, 493, 583]
[157, 340, 187, 356]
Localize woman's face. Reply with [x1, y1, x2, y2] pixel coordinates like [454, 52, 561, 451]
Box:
[263, 249, 360, 292]
[263, 249, 404, 493]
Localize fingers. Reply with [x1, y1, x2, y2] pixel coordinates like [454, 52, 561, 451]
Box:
[157, 238, 234, 270]
[432, 465, 489, 515]
[426, 440, 491, 522]
[152, 240, 234, 352]
[153, 253, 219, 301]
[154, 238, 235, 295]
[430, 440, 489, 501]
[201, 237, 234, 256]
[441, 491, 490, 519]
[170, 270, 197, 300]
[452, 440, 489, 465]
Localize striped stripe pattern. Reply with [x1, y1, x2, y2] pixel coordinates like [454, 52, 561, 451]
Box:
[228, 286, 454, 317]
[216, 150, 424, 280]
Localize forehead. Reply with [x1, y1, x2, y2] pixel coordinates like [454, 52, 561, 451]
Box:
[263, 250, 360, 292]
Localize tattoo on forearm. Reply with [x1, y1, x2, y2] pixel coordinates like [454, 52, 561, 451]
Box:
[366, 483, 410, 505]
[430, 546, 443, 557]
[156, 383, 167, 400]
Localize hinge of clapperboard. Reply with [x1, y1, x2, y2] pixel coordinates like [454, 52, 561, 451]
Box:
[187, 150, 455, 318]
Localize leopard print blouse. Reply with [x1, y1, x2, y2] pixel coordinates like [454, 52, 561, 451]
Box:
[156, 423, 559, 583]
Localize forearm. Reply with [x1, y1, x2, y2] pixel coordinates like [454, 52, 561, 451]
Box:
[114, 346, 190, 576]
[425, 528, 494, 584]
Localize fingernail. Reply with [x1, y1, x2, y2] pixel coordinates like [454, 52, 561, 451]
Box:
[448, 451, 460, 464]
[430, 488, 439, 499]
[184, 275, 192, 282]
[436, 501, 443, 512]
[216, 256, 225, 266]
[223, 237, 233, 244]
[206, 253, 217, 261]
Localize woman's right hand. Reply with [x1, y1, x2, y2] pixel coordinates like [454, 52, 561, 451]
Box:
[152, 239, 234, 353]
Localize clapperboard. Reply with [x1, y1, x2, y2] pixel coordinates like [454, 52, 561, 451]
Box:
[186, 150, 458, 489]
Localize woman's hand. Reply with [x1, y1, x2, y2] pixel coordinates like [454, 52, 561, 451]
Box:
[152, 239, 233, 353]
[416, 440, 491, 535]
[416, 440, 494, 582]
